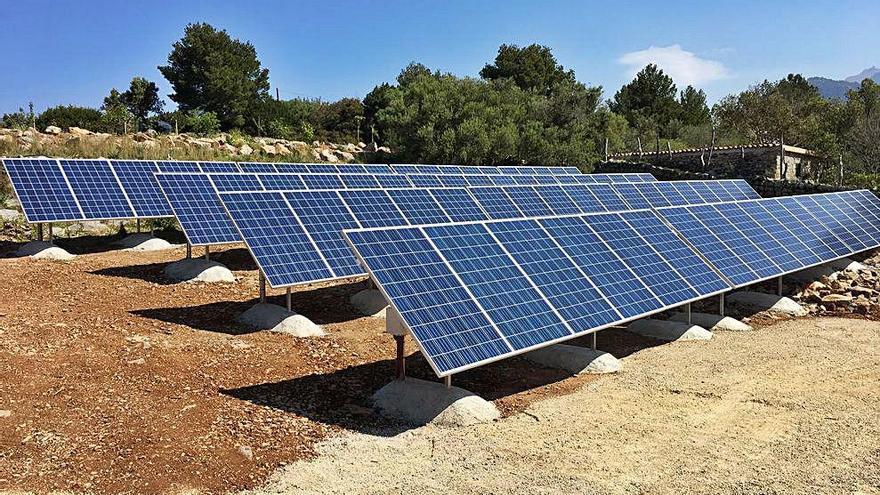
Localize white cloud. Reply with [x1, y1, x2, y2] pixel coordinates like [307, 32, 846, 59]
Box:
[618, 45, 730, 87]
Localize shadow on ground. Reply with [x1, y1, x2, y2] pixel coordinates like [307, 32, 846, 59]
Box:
[0, 229, 186, 257]
[132, 280, 372, 333]
[222, 328, 666, 435]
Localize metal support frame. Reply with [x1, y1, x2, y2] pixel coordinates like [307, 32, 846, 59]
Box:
[777, 276, 783, 296]
[46, 222, 53, 245]
[136, 219, 141, 233]
[204, 245, 210, 261]
[36, 223, 43, 242]
[394, 334, 406, 380]
[259, 272, 267, 304]
[444, 376, 452, 389]
[591, 332, 597, 351]
[720, 293, 726, 316]
[686, 302, 692, 324]
[285, 288, 292, 312]
[185, 242, 192, 259]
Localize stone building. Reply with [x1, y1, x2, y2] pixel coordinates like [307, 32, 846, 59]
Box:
[609, 144, 823, 181]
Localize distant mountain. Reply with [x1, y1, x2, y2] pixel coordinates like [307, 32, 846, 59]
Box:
[809, 67, 880, 100]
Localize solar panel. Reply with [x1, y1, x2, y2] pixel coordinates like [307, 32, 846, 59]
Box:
[111, 161, 174, 217]
[209, 173, 264, 192]
[374, 174, 412, 188]
[386, 189, 450, 225]
[408, 175, 444, 187]
[539, 186, 582, 215]
[560, 185, 606, 213]
[258, 174, 306, 191]
[438, 175, 469, 187]
[364, 164, 394, 175]
[157, 161, 200, 172]
[2, 158, 83, 222]
[339, 190, 408, 227]
[613, 183, 651, 209]
[59, 159, 134, 219]
[428, 189, 489, 222]
[340, 174, 382, 189]
[510, 176, 540, 185]
[335, 164, 368, 174]
[302, 174, 345, 190]
[283, 191, 363, 276]
[588, 184, 630, 211]
[155, 174, 241, 246]
[199, 162, 240, 173]
[463, 175, 495, 187]
[468, 187, 523, 219]
[503, 186, 554, 216]
[305, 164, 338, 174]
[488, 175, 517, 186]
[274, 163, 311, 173]
[238, 163, 278, 173]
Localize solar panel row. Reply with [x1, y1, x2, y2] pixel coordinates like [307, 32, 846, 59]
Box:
[343, 190, 880, 376]
[216, 180, 759, 288]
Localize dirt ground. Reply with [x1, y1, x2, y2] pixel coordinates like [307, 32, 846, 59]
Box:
[0, 236, 878, 494]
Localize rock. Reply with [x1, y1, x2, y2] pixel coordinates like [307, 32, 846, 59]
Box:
[239, 144, 253, 156]
[68, 127, 92, 136]
[261, 144, 277, 155]
[15, 241, 75, 261]
[821, 294, 853, 304]
[114, 233, 174, 251]
[0, 209, 22, 221]
[238, 445, 254, 461]
[372, 378, 500, 427]
[669, 312, 753, 332]
[320, 149, 339, 163]
[274, 143, 290, 155]
[338, 151, 355, 162]
[126, 358, 145, 365]
[727, 292, 808, 317]
[163, 259, 235, 283]
[44, 125, 62, 135]
[849, 286, 875, 298]
[0, 410, 11, 418]
[350, 289, 388, 318]
[236, 303, 325, 337]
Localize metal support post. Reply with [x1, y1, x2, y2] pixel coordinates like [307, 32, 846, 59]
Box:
[285, 288, 292, 311]
[394, 334, 405, 380]
[686, 303, 692, 324]
[136, 219, 141, 233]
[591, 332, 597, 350]
[777, 276, 783, 296]
[47, 223, 53, 244]
[444, 375, 452, 389]
[720, 293, 726, 316]
[204, 245, 210, 261]
[37, 223, 43, 241]
[186, 242, 192, 259]
[259, 272, 267, 303]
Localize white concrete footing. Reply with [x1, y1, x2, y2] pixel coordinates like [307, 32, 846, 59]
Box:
[669, 312, 753, 332]
[15, 241, 75, 261]
[726, 291, 808, 317]
[236, 303, 325, 337]
[524, 344, 621, 374]
[372, 377, 500, 427]
[163, 258, 235, 283]
[114, 233, 174, 251]
[350, 289, 389, 318]
[626, 319, 713, 341]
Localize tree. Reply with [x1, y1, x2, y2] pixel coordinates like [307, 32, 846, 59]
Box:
[678, 86, 711, 126]
[843, 79, 880, 173]
[158, 23, 270, 129]
[610, 64, 679, 133]
[480, 44, 576, 95]
[121, 77, 163, 126]
[35, 105, 103, 131]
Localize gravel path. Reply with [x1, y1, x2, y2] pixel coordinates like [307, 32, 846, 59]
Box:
[249, 317, 880, 495]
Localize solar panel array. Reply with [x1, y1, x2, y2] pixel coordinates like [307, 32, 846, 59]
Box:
[344, 190, 880, 376]
[216, 180, 760, 288]
[1, 158, 642, 223]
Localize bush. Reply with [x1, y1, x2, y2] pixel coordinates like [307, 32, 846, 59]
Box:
[2, 108, 33, 130]
[266, 118, 295, 140]
[183, 110, 220, 135]
[36, 105, 104, 131]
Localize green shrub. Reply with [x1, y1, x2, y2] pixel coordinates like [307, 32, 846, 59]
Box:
[183, 110, 220, 135]
[1, 108, 33, 130]
[36, 105, 104, 131]
[266, 118, 294, 140]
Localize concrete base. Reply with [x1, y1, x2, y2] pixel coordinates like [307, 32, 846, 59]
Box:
[524, 343, 620, 374]
[115, 233, 174, 251]
[163, 258, 235, 283]
[372, 378, 500, 427]
[350, 289, 388, 318]
[669, 312, 753, 332]
[14, 241, 75, 261]
[626, 319, 713, 341]
[236, 303, 325, 337]
[727, 291, 807, 317]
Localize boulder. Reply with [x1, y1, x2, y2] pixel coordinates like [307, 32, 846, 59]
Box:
[350, 289, 388, 317]
[669, 312, 753, 332]
[163, 259, 235, 283]
[44, 125, 62, 135]
[320, 149, 339, 163]
[68, 127, 92, 136]
[236, 303, 325, 337]
[261, 144, 277, 155]
[239, 144, 253, 156]
[114, 233, 174, 251]
[372, 378, 500, 427]
[0, 209, 22, 222]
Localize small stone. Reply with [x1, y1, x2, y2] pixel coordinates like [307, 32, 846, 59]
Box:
[0, 410, 11, 418]
[821, 294, 853, 304]
[238, 445, 254, 461]
[127, 358, 145, 365]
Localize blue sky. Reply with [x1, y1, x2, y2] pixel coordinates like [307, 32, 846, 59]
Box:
[1, 0, 878, 113]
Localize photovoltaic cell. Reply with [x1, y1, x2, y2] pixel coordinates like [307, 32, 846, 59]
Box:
[469, 187, 523, 219]
[407, 175, 444, 187]
[613, 183, 651, 209]
[503, 186, 554, 217]
[711, 202, 802, 272]
[340, 189, 407, 227]
[438, 175, 469, 187]
[274, 163, 311, 173]
[374, 174, 412, 188]
[561, 185, 606, 212]
[429, 189, 488, 222]
[258, 174, 306, 191]
[302, 174, 345, 190]
[463, 175, 495, 187]
[199, 162, 240, 173]
[156, 161, 200, 172]
[238, 163, 278, 173]
[340, 174, 381, 189]
[60, 160, 134, 219]
[209, 173, 264, 192]
[588, 184, 630, 211]
[386, 189, 450, 225]
[539, 186, 582, 215]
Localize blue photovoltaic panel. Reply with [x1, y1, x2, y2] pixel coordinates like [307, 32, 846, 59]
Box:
[209, 173, 264, 192]
[486, 219, 622, 331]
[554, 175, 581, 185]
[850, 191, 880, 236]
[155, 174, 240, 245]
[775, 197, 850, 257]
[157, 161, 200, 172]
[238, 163, 278, 173]
[2, 158, 83, 221]
[463, 175, 495, 187]
[386, 189, 450, 225]
[657, 206, 757, 286]
[424, 223, 572, 349]
[651, 181, 690, 205]
[814, 195, 876, 248]
[589, 184, 630, 211]
[539, 216, 664, 318]
[550, 167, 575, 175]
[469, 187, 523, 219]
[283, 191, 363, 276]
[340, 174, 381, 189]
[374, 174, 412, 188]
[305, 164, 338, 174]
[670, 182, 704, 204]
[391, 164, 420, 174]
[345, 227, 510, 374]
[459, 165, 499, 175]
[689, 182, 722, 203]
[561, 185, 606, 213]
[438, 175, 469, 187]
[534, 175, 560, 185]
[571, 175, 597, 184]
[407, 175, 444, 187]
[488, 175, 517, 186]
[708, 182, 738, 202]
[539, 186, 582, 215]
[613, 183, 651, 209]
[199, 162, 240, 173]
[429, 189, 488, 222]
[340, 189, 407, 227]
[839, 193, 880, 243]
[503, 186, 554, 217]
[258, 174, 306, 191]
[510, 176, 540, 185]
[302, 174, 345, 190]
[636, 173, 657, 182]
[759, 199, 837, 261]
[111, 161, 174, 217]
[802, 195, 867, 251]
[414, 165, 443, 174]
[632, 183, 672, 207]
[274, 163, 311, 173]
[596, 174, 629, 183]
[59, 160, 134, 219]
[364, 164, 394, 175]
[711, 202, 803, 272]
[730, 180, 761, 199]
[336, 164, 368, 174]
[221, 192, 332, 286]
[581, 213, 698, 306]
[687, 204, 781, 278]
[622, 210, 728, 295]
[738, 201, 823, 266]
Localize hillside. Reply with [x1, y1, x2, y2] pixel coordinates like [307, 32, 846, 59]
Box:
[809, 66, 880, 100]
